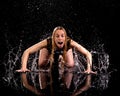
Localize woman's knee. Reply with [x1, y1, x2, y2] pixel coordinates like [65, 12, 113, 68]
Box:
[38, 60, 48, 67]
[66, 61, 75, 68]
[38, 48, 49, 67]
[65, 48, 74, 67]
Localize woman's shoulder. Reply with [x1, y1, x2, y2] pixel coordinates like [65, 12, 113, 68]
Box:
[67, 36, 72, 43]
[46, 36, 52, 40]
[46, 36, 52, 53]
[67, 36, 71, 40]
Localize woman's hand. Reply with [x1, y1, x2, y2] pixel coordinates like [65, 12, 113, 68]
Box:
[84, 70, 97, 74]
[16, 68, 30, 72]
[85, 63, 97, 74]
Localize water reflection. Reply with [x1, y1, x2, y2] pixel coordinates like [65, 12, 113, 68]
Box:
[17, 68, 112, 96]
[21, 73, 43, 95]
[71, 74, 91, 96]
[2, 40, 115, 96]
[20, 70, 92, 96]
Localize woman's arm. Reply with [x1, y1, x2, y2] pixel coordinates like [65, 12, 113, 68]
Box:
[21, 73, 41, 95]
[16, 39, 47, 72]
[71, 74, 91, 96]
[71, 40, 95, 74]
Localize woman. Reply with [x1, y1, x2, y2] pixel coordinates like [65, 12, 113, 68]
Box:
[16, 26, 95, 74]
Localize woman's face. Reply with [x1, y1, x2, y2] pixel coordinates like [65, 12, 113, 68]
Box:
[54, 29, 66, 49]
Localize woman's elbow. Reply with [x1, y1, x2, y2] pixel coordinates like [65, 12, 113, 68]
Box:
[85, 51, 92, 58]
[88, 51, 92, 57]
[22, 49, 30, 58]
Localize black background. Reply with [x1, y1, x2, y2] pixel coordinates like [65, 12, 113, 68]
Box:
[0, 0, 119, 96]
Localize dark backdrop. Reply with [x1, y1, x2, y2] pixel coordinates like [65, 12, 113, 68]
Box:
[0, 0, 119, 96]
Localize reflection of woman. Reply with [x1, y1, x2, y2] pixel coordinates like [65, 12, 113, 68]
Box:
[71, 74, 91, 96]
[20, 71, 74, 96]
[21, 72, 92, 96]
[16, 26, 96, 74]
[39, 67, 74, 91]
[21, 73, 44, 96]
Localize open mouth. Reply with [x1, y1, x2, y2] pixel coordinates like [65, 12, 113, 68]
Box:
[58, 42, 63, 45]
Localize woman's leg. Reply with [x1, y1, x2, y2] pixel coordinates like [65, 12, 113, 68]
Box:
[65, 48, 74, 67]
[38, 48, 49, 90]
[63, 48, 74, 89]
[38, 48, 49, 68]
[63, 70, 73, 89]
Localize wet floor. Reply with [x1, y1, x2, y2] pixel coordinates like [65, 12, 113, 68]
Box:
[1, 66, 117, 96]
[0, 42, 118, 96]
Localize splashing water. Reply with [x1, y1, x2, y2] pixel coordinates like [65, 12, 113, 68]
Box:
[2, 37, 114, 95]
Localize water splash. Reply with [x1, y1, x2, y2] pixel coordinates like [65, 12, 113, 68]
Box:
[2, 37, 113, 95]
[2, 40, 23, 90]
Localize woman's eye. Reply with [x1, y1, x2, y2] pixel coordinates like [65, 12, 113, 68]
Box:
[61, 35, 65, 37]
[56, 36, 59, 38]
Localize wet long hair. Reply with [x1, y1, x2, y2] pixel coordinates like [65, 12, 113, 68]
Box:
[49, 26, 68, 86]
[50, 26, 68, 67]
